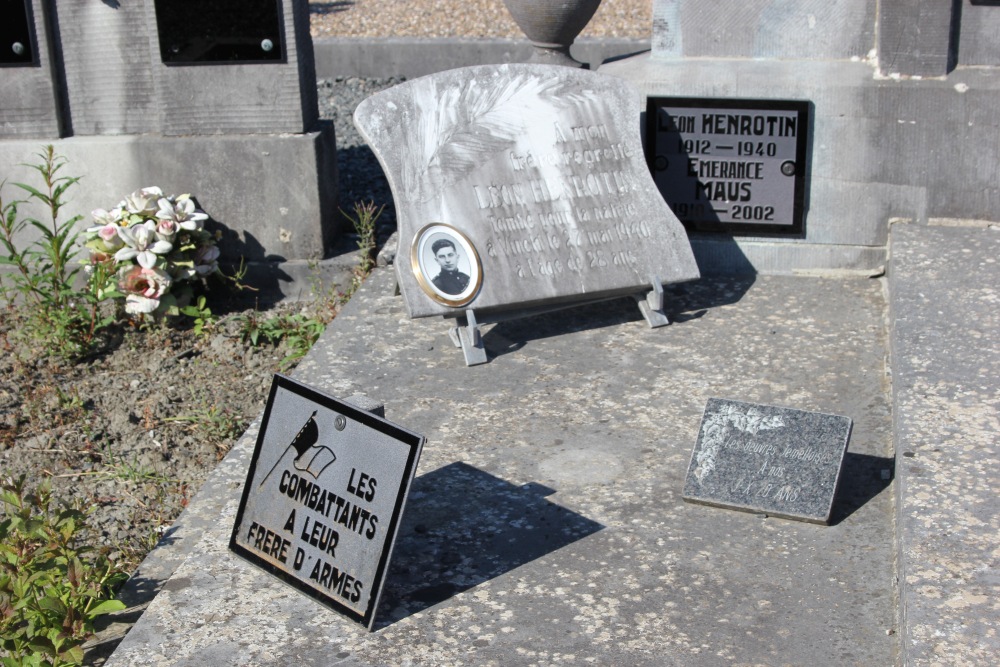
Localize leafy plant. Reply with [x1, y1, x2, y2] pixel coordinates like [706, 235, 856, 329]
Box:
[340, 200, 384, 279]
[0, 147, 115, 360]
[0, 475, 127, 667]
[178, 295, 216, 336]
[237, 310, 327, 370]
[164, 403, 245, 450]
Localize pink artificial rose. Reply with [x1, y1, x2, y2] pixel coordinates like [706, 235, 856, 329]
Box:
[119, 265, 172, 314]
[98, 224, 119, 242]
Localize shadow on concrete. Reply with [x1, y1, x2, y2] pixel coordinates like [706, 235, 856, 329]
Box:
[479, 274, 756, 358]
[310, 1, 356, 16]
[205, 223, 294, 302]
[829, 452, 894, 526]
[116, 525, 184, 608]
[84, 527, 184, 665]
[375, 462, 603, 629]
[482, 295, 646, 359]
[664, 274, 756, 323]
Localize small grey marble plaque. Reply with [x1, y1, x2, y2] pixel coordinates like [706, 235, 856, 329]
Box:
[354, 64, 699, 319]
[682, 398, 851, 524]
[230, 375, 424, 629]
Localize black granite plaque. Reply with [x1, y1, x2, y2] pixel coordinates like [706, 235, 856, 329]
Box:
[682, 398, 851, 524]
[645, 97, 810, 235]
[154, 0, 283, 64]
[230, 375, 424, 630]
[1, 0, 36, 66]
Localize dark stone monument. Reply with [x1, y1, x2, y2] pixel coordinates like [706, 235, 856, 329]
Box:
[154, 0, 284, 64]
[230, 375, 424, 630]
[646, 97, 810, 235]
[1, 0, 35, 66]
[1, 0, 337, 295]
[682, 398, 852, 524]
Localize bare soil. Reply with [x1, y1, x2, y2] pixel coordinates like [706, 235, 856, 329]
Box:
[0, 292, 345, 574]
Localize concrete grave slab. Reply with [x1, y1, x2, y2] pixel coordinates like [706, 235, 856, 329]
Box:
[103, 269, 897, 666]
[354, 64, 699, 320]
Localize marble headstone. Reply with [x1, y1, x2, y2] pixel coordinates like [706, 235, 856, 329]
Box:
[354, 64, 699, 319]
[682, 398, 852, 524]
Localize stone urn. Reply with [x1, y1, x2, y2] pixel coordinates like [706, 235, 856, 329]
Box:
[502, 0, 603, 67]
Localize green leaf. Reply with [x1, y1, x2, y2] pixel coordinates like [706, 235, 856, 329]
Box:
[59, 644, 85, 663]
[11, 182, 45, 200]
[85, 599, 126, 618]
[37, 596, 67, 615]
[26, 634, 57, 656]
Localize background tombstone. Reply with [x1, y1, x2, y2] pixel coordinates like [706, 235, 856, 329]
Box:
[0, 0, 337, 294]
[355, 64, 699, 362]
[600, 0, 1000, 276]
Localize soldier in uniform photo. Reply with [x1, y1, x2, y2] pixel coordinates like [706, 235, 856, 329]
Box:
[430, 238, 471, 295]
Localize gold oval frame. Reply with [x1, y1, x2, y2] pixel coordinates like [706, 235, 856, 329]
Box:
[410, 223, 483, 308]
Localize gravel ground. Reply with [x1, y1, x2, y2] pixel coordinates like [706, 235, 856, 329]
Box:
[321, 76, 404, 241]
[309, 0, 651, 39]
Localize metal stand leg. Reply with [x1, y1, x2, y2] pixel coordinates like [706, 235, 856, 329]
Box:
[449, 309, 488, 366]
[634, 275, 670, 328]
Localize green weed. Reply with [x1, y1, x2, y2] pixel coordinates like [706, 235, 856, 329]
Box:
[340, 200, 384, 280]
[178, 295, 216, 336]
[237, 310, 327, 370]
[0, 147, 115, 361]
[164, 403, 245, 450]
[0, 475, 127, 667]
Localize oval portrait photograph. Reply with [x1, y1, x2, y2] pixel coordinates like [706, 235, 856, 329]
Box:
[410, 223, 483, 307]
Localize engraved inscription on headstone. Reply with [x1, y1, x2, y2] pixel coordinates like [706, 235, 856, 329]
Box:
[154, 0, 283, 64]
[646, 98, 810, 235]
[682, 398, 851, 524]
[1, 0, 35, 66]
[230, 375, 424, 629]
[355, 64, 700, 320]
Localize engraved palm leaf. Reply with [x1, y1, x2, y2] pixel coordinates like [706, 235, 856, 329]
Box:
[401, 73, 589, 202]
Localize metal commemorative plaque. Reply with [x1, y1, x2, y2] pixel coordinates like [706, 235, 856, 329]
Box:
[153, 0, 284, 64]
[1, 0, 36, 66]
[645, 97, 810, 235]
[230, 375, 425, 630]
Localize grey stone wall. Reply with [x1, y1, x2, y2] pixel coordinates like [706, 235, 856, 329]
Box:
[603, 0, 1000, 274]
[877, 0, 956, 77]
[52, 2, 158, 136]
[2, 0, 319, 138]
[958, 1, 1000, 66]
[651, 0, 877, 61]
[0, 130, 339, 263]
[1, 0, 337, 276]
[153, 0, 319, 136]
[1, 0, 61, 138]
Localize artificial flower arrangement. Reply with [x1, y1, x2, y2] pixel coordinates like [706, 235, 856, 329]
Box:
[82, 186, 221, 316]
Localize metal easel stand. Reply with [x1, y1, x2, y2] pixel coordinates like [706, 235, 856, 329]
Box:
[634, 276, 670, 328]
[443, 278, 671, 366]
[447, 309, 488, 366]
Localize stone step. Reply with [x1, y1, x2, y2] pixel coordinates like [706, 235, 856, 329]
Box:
[887, 221, 1000, 665]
